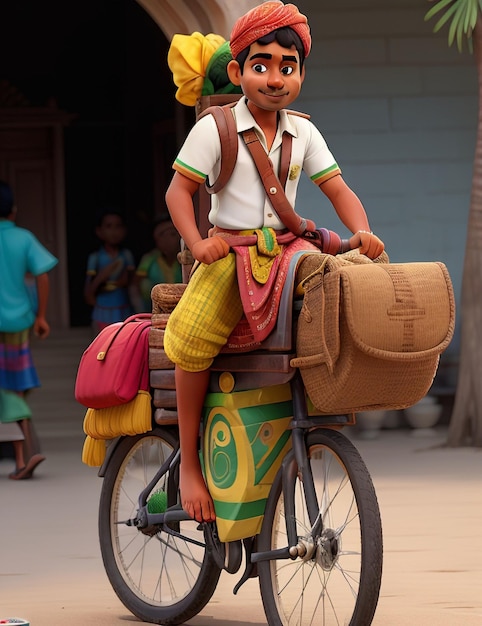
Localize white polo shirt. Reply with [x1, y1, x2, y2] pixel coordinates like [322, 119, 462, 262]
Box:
[173, 97, 340, 230]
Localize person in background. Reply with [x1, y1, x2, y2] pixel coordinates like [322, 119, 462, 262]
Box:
[131, 215, 182, 313]
[0, 179, 58, 479]
[84, 209, 135, 334]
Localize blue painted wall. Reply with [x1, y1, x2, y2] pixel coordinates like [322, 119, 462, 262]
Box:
[293, 0, 476, 358]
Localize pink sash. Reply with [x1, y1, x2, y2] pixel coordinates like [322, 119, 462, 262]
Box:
[221, 234, 318, 351]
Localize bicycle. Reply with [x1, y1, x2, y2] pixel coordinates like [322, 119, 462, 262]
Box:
[96, 249, 383, 626]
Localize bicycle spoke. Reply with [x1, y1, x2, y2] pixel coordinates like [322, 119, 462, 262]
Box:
[259, 429, 382, 626]
[99, 430, 221, 622]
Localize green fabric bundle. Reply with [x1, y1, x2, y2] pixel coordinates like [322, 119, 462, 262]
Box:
[0, 389, 31, 423]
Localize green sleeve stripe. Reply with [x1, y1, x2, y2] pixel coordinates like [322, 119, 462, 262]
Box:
[310, 163, 341, 183]
[173, 159, 206, 182]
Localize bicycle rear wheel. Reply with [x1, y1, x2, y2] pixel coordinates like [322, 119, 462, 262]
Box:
[99, 427, 221, 625]
[258, 428, 382, 626]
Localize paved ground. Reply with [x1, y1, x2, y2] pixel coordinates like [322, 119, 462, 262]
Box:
[1, 327, 482, 625]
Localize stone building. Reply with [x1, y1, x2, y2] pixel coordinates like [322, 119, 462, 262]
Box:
[1, 0, 475, 366]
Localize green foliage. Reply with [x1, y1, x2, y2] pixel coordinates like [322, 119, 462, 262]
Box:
[425, 0, 481, 52]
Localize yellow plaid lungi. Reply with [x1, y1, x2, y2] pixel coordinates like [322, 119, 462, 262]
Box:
[164, 253, 243, 372]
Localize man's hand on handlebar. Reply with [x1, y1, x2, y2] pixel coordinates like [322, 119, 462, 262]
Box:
[348, 230, 385, 260]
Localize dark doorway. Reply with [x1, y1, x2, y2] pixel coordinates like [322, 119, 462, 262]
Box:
[2, 0, 179, 326]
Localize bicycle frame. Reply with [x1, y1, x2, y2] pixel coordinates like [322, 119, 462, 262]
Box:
[97, 252, 382, 624]
[250, 373, 352, 566]
[119, 368, 352, 574]
[95, 242, 385, 625]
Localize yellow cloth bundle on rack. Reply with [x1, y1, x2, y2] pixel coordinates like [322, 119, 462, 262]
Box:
[81, 391, 152, 466]
[168, 32, 229, 106]
[82, 437, 106, 467]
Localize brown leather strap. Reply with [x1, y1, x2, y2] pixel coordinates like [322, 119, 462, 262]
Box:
[197, 103, 238, 195]
[197, 103, 294, 198]
[242, 128, 307, 236]
[279, 132, 292, 190]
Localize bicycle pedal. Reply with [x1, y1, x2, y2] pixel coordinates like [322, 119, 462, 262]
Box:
[204, 522, 242, 573]
[224, 539, 242, 574]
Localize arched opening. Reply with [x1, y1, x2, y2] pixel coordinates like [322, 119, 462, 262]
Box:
[136, 0, 258, 41]
[1, 0, 257, 327]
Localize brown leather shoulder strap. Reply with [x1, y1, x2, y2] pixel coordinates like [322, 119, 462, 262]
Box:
[197, 104, 238, 195]
[279, 132, 292, 190]
[279, 109, 308, 186]
[242, 128, 307, 236]
[195, 103, 300, 196]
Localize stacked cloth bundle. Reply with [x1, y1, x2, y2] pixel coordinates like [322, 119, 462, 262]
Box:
[75, 314, 153, 466]
[168, 32, 242, 106]
[82, 391, 152, 466]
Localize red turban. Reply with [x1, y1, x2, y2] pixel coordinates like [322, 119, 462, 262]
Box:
[230, 1, 311, 61]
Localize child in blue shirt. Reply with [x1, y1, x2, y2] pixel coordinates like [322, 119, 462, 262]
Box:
[0, 179, 58, 479]
[84, 210, 135, 334]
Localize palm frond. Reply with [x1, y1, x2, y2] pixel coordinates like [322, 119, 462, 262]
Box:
[425, 0, 480, 52]
[448, 2, 466, 46]
[433, 2, 461, 34]
[425, 0, 457, 22]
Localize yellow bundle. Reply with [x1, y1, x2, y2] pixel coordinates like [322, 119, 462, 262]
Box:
[82, 391, 152, 466]
[82, 437, 106, 467]
[167, 32, 241, 106]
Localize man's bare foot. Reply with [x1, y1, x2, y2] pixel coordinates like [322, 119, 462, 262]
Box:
[180, 466, 216, 523]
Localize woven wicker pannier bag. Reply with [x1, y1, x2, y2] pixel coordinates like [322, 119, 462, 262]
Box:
[291, 258, 455, 414]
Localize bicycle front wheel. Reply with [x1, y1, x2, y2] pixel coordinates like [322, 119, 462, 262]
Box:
[258, 428, 383, 626]
[98, 428, 221, 625]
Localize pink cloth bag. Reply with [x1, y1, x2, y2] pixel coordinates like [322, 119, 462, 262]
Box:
[75, 314, 151, 409]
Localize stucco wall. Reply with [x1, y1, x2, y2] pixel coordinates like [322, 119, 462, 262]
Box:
[293, 0, 476, 355]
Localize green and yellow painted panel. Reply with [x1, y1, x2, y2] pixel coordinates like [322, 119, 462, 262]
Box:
[202, 383, 293, 542]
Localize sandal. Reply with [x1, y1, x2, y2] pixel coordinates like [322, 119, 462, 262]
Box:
[9, 454, 46, 480]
